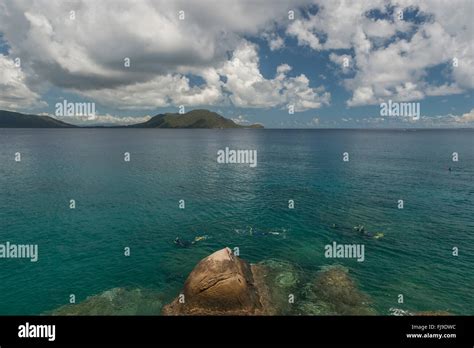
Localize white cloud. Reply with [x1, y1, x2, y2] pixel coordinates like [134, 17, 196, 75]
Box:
[79, 71, 222, 109]
[0, 0, 311, 110]
[287, 16, 322, 50]
[454, 108, 474, 123]
[287, 0, 473, 106]
[287, 1, 401, 51]
[359, 108, 474, 127]
[345, 20, 461, 106]
[425, 84, 464, 97]
[269, 36, 285, 51]
[74, 40, 329, 112]
[218, 41, 330, 111]
[349, 87, 376, 106]
[0, 0, 471, 113]
[0, 55, 46, 110]
[329, 53, 353, 74]
[41, 112, 152, 126]
[231, 115, 250, 125]
[262, 32, 285, 51]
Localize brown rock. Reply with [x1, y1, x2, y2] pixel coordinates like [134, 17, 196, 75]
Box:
[162, 247, 269, 315]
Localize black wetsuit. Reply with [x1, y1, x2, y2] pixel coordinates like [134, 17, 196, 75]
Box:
[174, 237, 192, 248]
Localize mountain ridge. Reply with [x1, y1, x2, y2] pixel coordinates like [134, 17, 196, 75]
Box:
[0, 109, 264, 129]
[0, 110, 78, 128]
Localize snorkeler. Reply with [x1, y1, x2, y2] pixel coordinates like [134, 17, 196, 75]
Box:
[174, 235, 210, 248]
[267, 231, 281, 236]
[362, 230, 384, 239]
[236, 226, 284, 237]
[192, 235, 208, 244]
[248, 226, 266, 236]
[254, 230, 268, 236]
[350, 225, 384, 239]
[174, 237, 192, 248]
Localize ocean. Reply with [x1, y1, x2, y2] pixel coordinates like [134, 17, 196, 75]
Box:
[0, 128, 473, 315]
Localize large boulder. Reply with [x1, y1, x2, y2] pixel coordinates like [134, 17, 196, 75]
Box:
[162, 247, 269, 315]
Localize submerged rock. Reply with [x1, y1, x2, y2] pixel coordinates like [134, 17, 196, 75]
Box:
[51, 288, 163, 315]
[253, 259, 301, 314]
[296, 300, 333, 315]
[259, 259, 300, 288]
[414, 311, 453, 316]
[298, 265, 376, 315]
[162, 247, 270, 315]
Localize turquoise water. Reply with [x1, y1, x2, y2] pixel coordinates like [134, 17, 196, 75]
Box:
[0, 128, 473, 315]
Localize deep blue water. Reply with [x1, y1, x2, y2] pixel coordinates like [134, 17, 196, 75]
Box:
[0, 128, 473, 315]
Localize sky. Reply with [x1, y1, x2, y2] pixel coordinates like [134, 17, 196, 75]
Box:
[0, 0, 473, 128]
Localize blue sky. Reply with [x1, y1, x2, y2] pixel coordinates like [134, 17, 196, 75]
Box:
[0, 0, 472, 127]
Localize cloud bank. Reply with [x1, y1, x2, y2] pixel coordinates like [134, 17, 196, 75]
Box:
[0, 0, 472, 115]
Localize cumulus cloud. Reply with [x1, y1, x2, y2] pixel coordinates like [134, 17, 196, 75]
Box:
[454, 108, 474, 123]
[73, 40, 329, 111]
[0, 55, 46, 109]
[79, 70, 222, 109]
[287, 0, 473, 106]
[219, 41, 330, 110]
[268, 36, 285, 51]
[287, 15, 322, 50]
[0, 0, 313, 111]
[262, 32, 285, 51]
[0, 0, 471, 113]
[0, 0, 274, 89]
[329, 53, 353, 74]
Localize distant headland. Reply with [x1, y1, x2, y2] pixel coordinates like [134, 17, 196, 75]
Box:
[0, 109, 264, 129]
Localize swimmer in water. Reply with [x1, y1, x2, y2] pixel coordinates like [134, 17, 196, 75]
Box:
[192, 235, 208, 244]
[174, 237, 192, 248]
[249, 227, 267, 236]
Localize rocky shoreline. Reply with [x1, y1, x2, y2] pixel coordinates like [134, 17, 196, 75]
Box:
[50, 247, 450, 316]
[162, 247, 376, 315]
